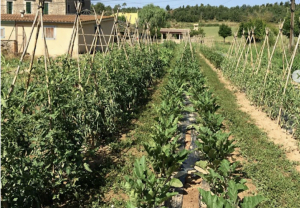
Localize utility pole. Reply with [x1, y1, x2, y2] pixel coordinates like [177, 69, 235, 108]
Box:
[290, 0, 295, 50]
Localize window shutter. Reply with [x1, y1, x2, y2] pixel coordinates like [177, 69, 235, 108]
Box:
[26, 2, 31, 14]
[45, 27, 55, 39]
[7, 2, 13, 14]
[44, 3, 48, 15]
[1, 28, 5, 38]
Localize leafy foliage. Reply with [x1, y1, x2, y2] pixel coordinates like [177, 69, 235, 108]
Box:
[282, 9, 300, 38]
[190, 27, 206, 37]
[200, 46, 224, 69]
[138, 4, 167, 34]
[124, 156, 182, 208]
[197, 45, 265, 208]
[1, 44, 173, 207]
[199, 180, 265, 208]
[218, 24, 232, 42]
[169, 3, 292, 23]
[238, 19, 266, 42]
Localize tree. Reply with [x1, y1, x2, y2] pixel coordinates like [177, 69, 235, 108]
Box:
[92, 2, 105, 14]
[113, 4, 121, 12]
[105, 5, 112, 15]
[138, 4, 166, 35]
[218, 24, 232, 42]
[282, 9, 300, 38]
[237, 19, 266, 42]
[166, 5, 171, 11]
[190, 27, 205, 37]
[118, 15, 126, 22]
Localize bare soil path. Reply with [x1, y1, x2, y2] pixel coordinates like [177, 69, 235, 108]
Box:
[200, 53, 300, 172]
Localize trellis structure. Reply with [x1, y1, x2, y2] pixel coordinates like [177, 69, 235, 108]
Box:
[6, 0, 51, 107]
[226, 20, 300, 132]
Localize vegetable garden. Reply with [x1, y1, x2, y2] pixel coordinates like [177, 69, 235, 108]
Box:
[122, 45, 265, 207]
[1, 36, 268, 207]
[2, 17, 300, 207]
[1, 43, 173, 207]
[200, 33, 300, 140]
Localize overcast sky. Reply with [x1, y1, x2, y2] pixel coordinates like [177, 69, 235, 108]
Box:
[91, 0, 299, 9]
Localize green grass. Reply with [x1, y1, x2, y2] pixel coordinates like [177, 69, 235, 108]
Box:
[168, 20, 239, 43]
[196, 52, 300, 208]
[202, 26, 238, 43]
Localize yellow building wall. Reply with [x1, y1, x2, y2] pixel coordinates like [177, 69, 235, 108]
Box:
[1, 18, 114, 57]
[1, 22, 77, 57]
[118, 12, 138, 25]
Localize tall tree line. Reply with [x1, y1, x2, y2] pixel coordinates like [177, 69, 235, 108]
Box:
[168, 2, 298, 23]
[92, 2, 138, 15]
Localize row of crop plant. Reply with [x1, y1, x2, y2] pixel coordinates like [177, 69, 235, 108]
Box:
[1, 44, 174, 207]
[199, 45, 300, 140]
[123, 45, 264, 207]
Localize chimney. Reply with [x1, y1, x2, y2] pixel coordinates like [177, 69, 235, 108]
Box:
[20, 10, 25, 17]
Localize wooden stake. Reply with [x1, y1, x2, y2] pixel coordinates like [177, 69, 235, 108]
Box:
[253, 34, 266, 74]
[67, 9, 79, 57]
[74, 2, 83, 91]
[40, 0, 51, 112]
[235, 29, 245, 58]
[105, 10, 118, 54]
[78, 15, 88, 53]
[235, 33, 250, 72]
[6, 10, 40, 100]
[277, 32, 300, 124]
[251, 27, 258, 58]
[23, 14, 41, 104]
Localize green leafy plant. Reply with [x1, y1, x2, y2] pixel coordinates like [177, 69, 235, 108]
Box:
[124, 156, 183, 208]
[1, 43, 174, 207]
[197, 159, 241, 194]
[199, 180, 265, 208]
[196, 126, 234, 168]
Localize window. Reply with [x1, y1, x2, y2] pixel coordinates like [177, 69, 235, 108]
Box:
[67, 4, 70, 13]
[44, 3, 48, 14]
[26, 2, 31, 14]
[44, 26, 56, 39]
[7, 2, 13, 14]
[1, 28, 5, 39]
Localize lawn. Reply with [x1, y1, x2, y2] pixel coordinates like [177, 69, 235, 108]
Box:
[202, 26, 239, 43]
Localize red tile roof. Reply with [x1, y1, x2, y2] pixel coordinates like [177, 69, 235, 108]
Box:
[1, 14, 113, 23]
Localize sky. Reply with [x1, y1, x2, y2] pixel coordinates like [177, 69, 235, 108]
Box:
[91, 0, 300, 9]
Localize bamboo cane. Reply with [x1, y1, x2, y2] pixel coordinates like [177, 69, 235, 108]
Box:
[6, 10, 40, 100]
[255, 29, 269, 74]
[67, 9, 79, 57]
[40, 1, 51, 112]
[23, 14, 41, 104]
[105, 10, 118, 54]
[235, 34, 250, 72]
[277, 33, 300, 125]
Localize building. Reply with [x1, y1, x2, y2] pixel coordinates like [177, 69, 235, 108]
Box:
[160, 28, 190, 43]
[1, 0, 91, 15]
[193, 24, 199, 31]
[118, 12, 138, 25]
[1, 14, 114, 56]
